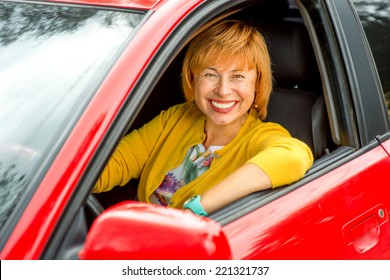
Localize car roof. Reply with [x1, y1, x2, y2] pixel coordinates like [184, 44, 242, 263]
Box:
[49, 0, 164, 10]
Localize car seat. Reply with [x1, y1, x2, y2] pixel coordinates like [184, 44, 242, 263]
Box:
[257, 19, 333, 159]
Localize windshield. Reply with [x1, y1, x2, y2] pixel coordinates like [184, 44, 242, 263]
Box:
[0, 1, 144, 230]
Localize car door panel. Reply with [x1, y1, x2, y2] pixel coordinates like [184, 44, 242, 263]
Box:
[224, 143, 390, 259]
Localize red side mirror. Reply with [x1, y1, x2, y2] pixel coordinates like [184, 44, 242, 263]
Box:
[79, 201, 232, 260]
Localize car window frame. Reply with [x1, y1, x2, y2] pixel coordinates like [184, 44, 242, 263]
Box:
[325, 0, 390, 145]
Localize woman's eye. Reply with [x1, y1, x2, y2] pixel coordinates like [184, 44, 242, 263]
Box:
[233, 74, 245, 79]
[204, 73, 217, 77]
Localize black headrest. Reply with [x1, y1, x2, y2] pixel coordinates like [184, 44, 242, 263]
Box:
[256, 20, 321, 92]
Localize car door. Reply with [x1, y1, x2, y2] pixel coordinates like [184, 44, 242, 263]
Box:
[222, 0, 390, 259]
[223, 140, 390, 259]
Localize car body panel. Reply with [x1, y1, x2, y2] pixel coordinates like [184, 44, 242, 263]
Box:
[224, 143, 390, 259]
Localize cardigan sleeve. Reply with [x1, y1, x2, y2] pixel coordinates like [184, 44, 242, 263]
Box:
[246, 122, 314, 188]
[92, 105, 182, 193]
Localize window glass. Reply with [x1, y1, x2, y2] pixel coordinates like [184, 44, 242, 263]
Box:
[0, 2, 144, 230]
[352, 0, 390, 118]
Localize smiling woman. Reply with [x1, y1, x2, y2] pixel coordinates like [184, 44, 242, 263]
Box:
[93, 20, 313, 216]
[0, 1, 145, 230]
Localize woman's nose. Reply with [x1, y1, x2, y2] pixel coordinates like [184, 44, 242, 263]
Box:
[216, 76, 232, 96]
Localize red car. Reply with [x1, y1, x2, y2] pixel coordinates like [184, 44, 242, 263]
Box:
[0, 0, 389, 260]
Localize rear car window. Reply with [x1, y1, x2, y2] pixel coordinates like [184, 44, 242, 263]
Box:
[0, 1, 144, 230]
[352, 0, 390, 118]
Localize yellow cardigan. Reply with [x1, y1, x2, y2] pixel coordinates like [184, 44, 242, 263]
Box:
[93, 102, 313, 208]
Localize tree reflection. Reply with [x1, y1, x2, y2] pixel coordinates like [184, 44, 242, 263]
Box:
[0, 3, 98, 45]
[0, 161, 28, 229]
[0, 2, 141, 46]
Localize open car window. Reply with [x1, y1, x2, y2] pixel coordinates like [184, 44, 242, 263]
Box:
[92, 0, 337, 216]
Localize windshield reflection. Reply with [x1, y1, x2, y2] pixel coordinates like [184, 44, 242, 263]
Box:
[0, 2, 144, 230]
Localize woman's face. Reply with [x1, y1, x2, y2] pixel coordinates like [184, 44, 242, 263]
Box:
[193, 61, 257, 129]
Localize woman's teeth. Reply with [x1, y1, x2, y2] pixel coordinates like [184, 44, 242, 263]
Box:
[211, 101, 235, 109]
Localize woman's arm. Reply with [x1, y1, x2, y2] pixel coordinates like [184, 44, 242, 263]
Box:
[197, 128, 314, 215]
[92, 130, 152, 193]
[93, 105, 182, 193]
[200, 163, 272, 214]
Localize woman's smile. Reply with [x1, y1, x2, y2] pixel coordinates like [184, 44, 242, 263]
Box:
[209, 100, 237, 111]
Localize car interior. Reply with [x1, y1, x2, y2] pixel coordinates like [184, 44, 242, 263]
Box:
[93, 0, 354, 224]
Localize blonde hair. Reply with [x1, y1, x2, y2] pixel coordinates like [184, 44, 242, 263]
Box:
[181, 20, 273, 119]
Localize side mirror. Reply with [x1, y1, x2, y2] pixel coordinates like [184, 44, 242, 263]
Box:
[79, 201, 232, 259]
